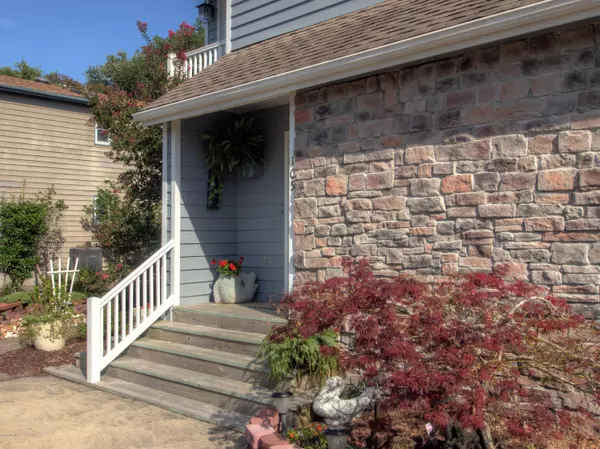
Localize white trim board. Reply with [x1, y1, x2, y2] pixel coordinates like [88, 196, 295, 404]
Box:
[134, 0, 600, 126]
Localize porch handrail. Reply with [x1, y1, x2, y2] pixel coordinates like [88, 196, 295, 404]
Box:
[167, 41, 225, 78]
[86, 240, 175, 383]
[97, 240, 174, 308]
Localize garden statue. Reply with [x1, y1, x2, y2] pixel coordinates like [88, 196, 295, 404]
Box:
[212, 257, 258, 303]
[312, 377, 378, 426]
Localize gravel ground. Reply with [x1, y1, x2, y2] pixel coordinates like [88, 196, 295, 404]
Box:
[0, 376, 246, 449]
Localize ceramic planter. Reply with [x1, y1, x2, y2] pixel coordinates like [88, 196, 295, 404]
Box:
[33, 322, 66, 351]
[213, 272, 258, 304]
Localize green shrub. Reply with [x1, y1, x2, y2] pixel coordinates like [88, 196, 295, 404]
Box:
[258, 328, 338, 385]
[81, 186, 160, 266]
[0, 200, 47, 291]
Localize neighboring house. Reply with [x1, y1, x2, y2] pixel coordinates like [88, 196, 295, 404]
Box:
[0, 75, 122, 265]
[71, 0, 600, 429]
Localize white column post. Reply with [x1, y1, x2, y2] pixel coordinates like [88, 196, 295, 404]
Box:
[285, 94, 296, 292]
[161, 123, 168, 245]
[86, 297, 102, 383]
[170, 120, 182, 306]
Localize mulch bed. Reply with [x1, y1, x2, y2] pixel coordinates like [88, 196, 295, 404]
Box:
[0, 339, 85, 378]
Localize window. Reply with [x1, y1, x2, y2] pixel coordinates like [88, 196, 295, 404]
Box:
[95, 124, 110, 146]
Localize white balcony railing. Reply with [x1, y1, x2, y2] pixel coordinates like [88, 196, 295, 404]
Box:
[86, 240, 175, 383]
[167, 41, 225, 79]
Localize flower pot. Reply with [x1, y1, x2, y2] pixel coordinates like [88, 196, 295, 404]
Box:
[213, 272, 258, 304]
[33, 322, 66, 351]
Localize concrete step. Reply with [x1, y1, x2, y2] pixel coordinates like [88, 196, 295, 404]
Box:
[44, 364, 250, 432]
[173, 304, 287, 334]
[125, 338, 271, 386]
[106, 357, 273, 416]
[148, 320, 265, 356]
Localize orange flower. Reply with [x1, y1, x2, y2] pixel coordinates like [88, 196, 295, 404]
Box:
[289, 432, 295, 439]
[316, 425, 323, 432]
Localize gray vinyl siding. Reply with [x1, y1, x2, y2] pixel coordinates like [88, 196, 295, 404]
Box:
[179, 113, 239, 305]
[168, 105, 289, 304]
[236, 105, 288, 301]
[230, 0, 385, 50]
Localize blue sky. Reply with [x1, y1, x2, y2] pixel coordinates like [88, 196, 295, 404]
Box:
[0, 0, 200, 81]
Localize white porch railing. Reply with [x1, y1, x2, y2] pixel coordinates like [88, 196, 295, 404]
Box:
[86, 240, 175, 383]
[167, 41, 225, 79]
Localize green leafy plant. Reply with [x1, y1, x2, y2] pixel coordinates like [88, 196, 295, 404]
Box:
[74, 263, 130, 296]
[285, 423, 328, 449]
[211, 257, 244, 277]
[84, 20, 204, 263]
[19, 279, 76, 346]
[82, 185, 160, 266]
[202, 117, 264, 205]
[258, 328, 338, 385]
[34, 187, 67, 271]
[0, 197, 47, 292]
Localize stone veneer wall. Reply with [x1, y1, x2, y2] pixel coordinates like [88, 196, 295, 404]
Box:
[292, 22, 600, 319]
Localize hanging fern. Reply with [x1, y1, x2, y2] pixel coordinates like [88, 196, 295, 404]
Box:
[202, 117, 264, 206]
[258, 328, 339, 385]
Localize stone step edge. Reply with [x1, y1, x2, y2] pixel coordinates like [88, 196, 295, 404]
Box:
[44, 365, 250, 433]
[131, 338, 269, 373]
[151, 320, 267, 345]
[110, 357, 274, 407]
[174, 306, 287, 324]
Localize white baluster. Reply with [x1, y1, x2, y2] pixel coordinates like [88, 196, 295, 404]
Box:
[155, 261, 161, 306]
[135, 278, 141, 328]
[142, 270, 148, 319]
[121, 291, 126, 340]
[149, 265, 154, 312]
[106, 301, 112, 351]
[161, 254, 167, 305]
[128, 284, 134, 332]
[113, 295, 119, 344]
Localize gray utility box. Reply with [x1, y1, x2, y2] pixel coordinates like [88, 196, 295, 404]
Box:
[69, 248, 102, 271]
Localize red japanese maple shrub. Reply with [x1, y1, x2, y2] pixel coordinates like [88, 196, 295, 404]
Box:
[278, 260, 600, 447]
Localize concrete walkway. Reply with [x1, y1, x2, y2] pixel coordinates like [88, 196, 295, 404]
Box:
[0, 376, 246, 449]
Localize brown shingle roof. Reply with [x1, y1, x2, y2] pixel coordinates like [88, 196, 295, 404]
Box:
[144, 0, 545, 112]
[0, 75, 84, 99]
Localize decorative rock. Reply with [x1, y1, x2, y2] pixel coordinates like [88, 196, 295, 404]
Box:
[410, 178, 440, 196]
[326, 175, 348, 195]
[491, 134, 527, 158]
[558, 130, 591, 152]
[441, 174, 472, 194]
[551, 243, 589, 264]
[537, 169, 577, 191]
[406, 197, 445, 213]
[404, 146, 435, 164]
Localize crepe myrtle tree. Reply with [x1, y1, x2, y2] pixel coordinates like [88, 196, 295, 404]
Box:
[83, 20, 204, 263]
[273, 260, 600, 448]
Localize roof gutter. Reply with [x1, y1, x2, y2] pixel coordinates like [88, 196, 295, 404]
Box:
[134, 0, 600, 126]
[0, 84, 89, 106]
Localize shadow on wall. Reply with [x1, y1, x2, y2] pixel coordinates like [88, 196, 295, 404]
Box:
[179, 104, 289, 305]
